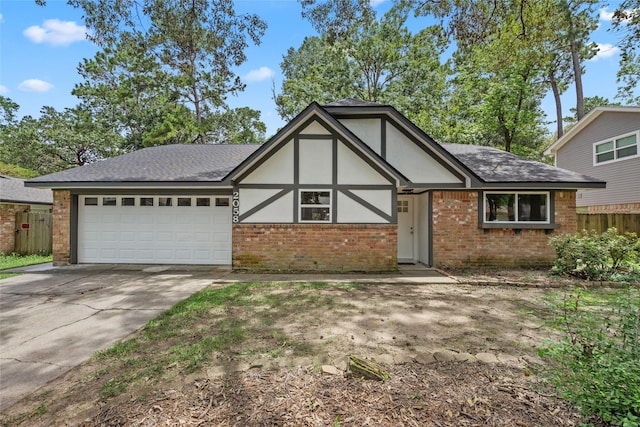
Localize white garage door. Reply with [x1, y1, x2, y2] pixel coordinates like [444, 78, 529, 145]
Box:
[78, 195, 232, 265]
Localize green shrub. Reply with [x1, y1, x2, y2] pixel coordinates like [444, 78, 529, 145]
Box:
[549, 228, 640, 281]
[539, 288, 640, 426]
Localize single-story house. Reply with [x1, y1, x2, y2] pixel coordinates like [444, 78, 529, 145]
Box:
[26, 100, 605, 271]
[0, 175, 53, 254]
[545, 106, 640, 214]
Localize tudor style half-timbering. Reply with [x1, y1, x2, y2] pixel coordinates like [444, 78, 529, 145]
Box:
[26, 99, 605, 270]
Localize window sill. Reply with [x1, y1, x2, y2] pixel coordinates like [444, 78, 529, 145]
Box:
[481, 223, 560, 230]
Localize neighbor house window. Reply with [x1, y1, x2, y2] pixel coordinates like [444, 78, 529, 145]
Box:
[299, 190, 331, 222]
[594, 131, 638, 164]
[485, 192, 549, 223]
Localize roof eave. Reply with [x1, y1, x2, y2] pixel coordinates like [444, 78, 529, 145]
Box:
[545, 106, 640, 155]
[0, 199, 53, 205]
[476, 181, 606, 189]
[24, 181, 232, 189]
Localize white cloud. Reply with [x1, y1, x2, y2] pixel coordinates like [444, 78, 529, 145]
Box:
[0, 13, 4, 23]
[0, 85, 8, 95]
[245, 66, 275, 82]
[23, 19, 87, 46]
[591, 43, 620, 61]
[18, 79, 54, 92]
[600, 7, 615, 21]
[370, 0, 388, 7]
[600, 6, 636, 24]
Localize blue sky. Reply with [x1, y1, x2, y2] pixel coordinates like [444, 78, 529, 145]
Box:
[0, 0, 630, 137]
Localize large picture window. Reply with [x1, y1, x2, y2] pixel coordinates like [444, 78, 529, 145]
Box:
[594, 131, 638, 165]
[485, 192, 549, 223]
[299, 190, 331, 222]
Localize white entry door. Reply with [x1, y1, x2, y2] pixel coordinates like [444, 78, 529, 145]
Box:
[397, 197, 414, 261]
[78, 195, 231, 265]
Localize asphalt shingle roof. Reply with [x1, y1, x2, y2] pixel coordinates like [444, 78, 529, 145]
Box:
[24, 141, 604, 188]
[0, 175, 53, 204]
[27, 144, 261, 184]
[443, 143, 604, 184]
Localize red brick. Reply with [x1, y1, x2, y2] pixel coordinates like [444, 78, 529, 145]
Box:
[233, 223, 397, 272]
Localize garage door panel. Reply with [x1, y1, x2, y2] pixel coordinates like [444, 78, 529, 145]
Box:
[78, 196, 231, 265]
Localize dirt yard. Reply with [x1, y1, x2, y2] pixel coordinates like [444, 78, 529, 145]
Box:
[1, 270, 593, 426]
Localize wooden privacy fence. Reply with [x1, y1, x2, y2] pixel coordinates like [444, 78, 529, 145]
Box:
[577, 214, 640, 235]
[14, 211, 52, 255]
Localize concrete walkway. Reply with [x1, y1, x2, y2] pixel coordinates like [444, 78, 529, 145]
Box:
[216, 264, 458, 285]
[0, 263, 455, 411]
[0, 264, 219, 411]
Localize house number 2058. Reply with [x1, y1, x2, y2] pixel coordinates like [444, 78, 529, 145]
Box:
[232, 191, 240, 223]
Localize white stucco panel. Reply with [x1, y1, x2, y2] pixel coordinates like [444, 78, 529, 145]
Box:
[337, 142, 390, 185]
[338, 118, 382, 153]
[243, 191, 293, 223]
[386, 124, 461, 184]
[350, 189, 392, 216]
[299, 138, 333, 184]
[239, 188, 282, 214]
[241, 140, 294, 184]
[337, 192, 387, 223]
[300, 120, 331, 135]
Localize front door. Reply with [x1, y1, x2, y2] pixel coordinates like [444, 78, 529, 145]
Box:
[397, 196, 414, 261]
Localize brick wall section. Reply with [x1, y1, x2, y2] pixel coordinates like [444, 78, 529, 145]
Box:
[0, 203, 29, 254]
[587, 203, 640, 214]
[431, 190, 577, 268]
[233, 224, 397, 272]
[52, 190, 71, 265]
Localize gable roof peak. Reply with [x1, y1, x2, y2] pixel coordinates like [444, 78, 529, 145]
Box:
[324, 98, 382, 107]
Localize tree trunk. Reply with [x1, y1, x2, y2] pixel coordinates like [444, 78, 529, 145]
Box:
[549, 70, 564, 139]
[569, 32, 585, 121]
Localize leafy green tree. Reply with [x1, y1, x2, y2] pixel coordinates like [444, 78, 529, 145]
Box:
[298, 0, 373, 42]
[399, 0, 598, 134]
[276, 8, 451, 138]
[65, 0, 267, 144]
[206, 107, 266, 144]
[1, 98, 122, 174]
[611, 0, 640, 104]
[73, 37, 195, 150]
[564, 96, 621, 125]
[555, 0, 600, 121]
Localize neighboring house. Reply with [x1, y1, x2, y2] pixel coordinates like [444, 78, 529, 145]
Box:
[0, 175, 53, 254]
[545, 106, 640, 214]
[26, 100, 604, 271]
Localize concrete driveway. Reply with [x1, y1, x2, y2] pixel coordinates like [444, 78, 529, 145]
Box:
[0, 264, 223, 411]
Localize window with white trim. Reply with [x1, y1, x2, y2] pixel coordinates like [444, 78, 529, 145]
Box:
[485, 192, 550, 223]
[299, 190, 331, 222]
[593, 131, 638, 165]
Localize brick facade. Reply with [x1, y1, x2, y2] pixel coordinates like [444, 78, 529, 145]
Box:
[52, 190, 71, 265]
[431, 190, 577, 268]
[0, 203, 29, 254]
[586, 203, 640, 214]
[233, 223, 397, 272]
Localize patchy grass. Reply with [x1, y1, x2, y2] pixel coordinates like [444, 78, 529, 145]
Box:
[5, 277, 622, 426]
[0, 253, 52, 279]
[84, 281, 359, 400]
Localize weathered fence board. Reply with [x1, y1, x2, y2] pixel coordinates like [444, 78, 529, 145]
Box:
[577, 214, 640, 235]
[14, 211, 52, 255]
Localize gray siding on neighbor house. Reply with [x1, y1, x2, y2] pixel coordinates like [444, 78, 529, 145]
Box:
[556, 111, 640, 208]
